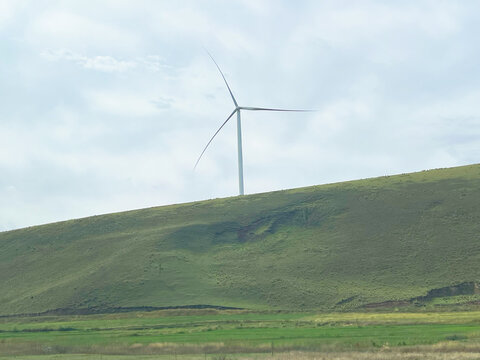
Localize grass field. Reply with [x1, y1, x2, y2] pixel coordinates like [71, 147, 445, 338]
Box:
[4, 354, 480, 360]
[1, 164, 480, 316]
[2, 309, 480, 358]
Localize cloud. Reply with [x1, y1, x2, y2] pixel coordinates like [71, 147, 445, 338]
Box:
[85, 89, 166, 117]
[28, 9, 141, 52]
[41, 49, 170, 73]
[82, 56, 136, 72]
[151, 97, 173, 110]
[138, 55, 172, 72]
[0, 0, 26, 29]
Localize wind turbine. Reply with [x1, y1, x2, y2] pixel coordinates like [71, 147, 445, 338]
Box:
[195, 51, 314, 196]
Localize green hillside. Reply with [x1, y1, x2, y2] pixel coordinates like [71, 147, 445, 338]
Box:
[1, 164, 480, 316]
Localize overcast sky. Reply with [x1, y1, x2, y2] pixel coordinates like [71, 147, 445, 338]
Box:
[1, 0, 479, 231]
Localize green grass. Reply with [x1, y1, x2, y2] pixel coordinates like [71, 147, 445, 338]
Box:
[2, 310, 480, 357]
[1, 164, 480, 315]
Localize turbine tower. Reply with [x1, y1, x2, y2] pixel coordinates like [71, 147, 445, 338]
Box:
[195, 51, 314, 196]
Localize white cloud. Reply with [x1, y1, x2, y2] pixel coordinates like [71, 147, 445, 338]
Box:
[41, 49, 173, 73]
[29, 9, 140, 51]
[0, 125, 32, 168]
[85, 89, 164, 117]
[83, 56, 136, 72]
[41, 49, 142, 72]
[0, 0, 26, 28]
[302, 1, 460, 45]
[138, 55, 171, 72]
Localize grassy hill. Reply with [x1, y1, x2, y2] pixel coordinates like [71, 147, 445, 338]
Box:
[1, 164, 480, 316]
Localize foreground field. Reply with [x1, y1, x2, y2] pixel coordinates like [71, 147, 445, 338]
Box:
[2, 310, 480, 358]
[3, 351, 480, 360]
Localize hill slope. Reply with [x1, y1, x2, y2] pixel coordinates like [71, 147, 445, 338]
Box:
[1, 164, 480, 315]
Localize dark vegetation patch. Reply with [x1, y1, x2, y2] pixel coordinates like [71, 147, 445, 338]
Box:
[414, 282, 480, 302]
[364, 282, 480, 309]
[165, 208, 318, 251]
[445, 334, 468, 341]
[0, 326, 76, 333]
[363, 300, 411, 309]
[336, 296, 358, 306]
[0, 304, 242, 319]
[164, 222, 243, 251]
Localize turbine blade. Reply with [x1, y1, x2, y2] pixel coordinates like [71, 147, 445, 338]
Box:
[194, 109, 237, 170]
[205, 49, 238, 107]
[240, 106, 316, 112]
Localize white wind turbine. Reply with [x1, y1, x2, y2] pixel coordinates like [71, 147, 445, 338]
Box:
[195, 51, 314, 196]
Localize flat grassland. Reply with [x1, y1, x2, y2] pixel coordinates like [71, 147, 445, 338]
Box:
[2, 309, 480, 359]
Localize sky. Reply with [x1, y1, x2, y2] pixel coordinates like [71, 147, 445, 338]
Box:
[1, 0, 480, 231]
